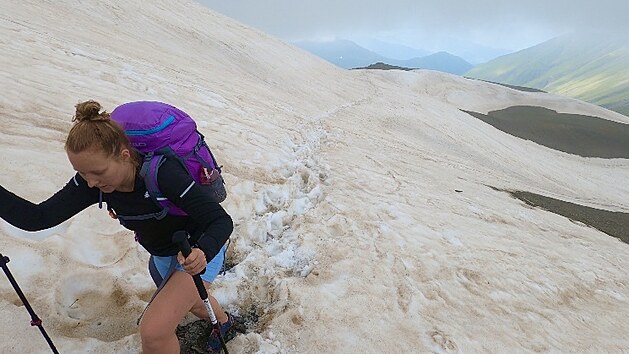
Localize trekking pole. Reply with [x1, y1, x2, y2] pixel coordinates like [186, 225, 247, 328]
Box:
[172, 232, 229, 354]
[0, 253, 59, 354]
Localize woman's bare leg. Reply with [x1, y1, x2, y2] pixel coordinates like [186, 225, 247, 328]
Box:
[139, 273, 230, 353]
[139, 271, 202, 354]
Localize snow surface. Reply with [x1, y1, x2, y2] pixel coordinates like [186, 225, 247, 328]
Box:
[0, 0, 628, 353]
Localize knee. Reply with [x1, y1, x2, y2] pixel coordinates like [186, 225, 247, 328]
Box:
[139, 319, 171, 350]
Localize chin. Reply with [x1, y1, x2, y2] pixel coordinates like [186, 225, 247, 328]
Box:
[99, 186, 116, 193]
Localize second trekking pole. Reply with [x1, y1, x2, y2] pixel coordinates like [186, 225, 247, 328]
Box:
[0, 253, 59, 354]
[172, 231, 229, 354]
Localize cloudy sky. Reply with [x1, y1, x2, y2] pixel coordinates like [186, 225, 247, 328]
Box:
[197, 0, 629, 52]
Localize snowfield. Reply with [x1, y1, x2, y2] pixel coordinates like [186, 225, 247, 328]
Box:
[1, 0, 628, 353]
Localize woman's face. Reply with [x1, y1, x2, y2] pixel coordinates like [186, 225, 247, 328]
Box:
[67, 147, 133, 193]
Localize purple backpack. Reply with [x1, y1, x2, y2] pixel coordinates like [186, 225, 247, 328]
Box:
[110, 101, 226, 221]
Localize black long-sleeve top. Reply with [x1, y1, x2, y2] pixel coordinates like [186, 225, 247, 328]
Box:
[0, 158, 233, 261]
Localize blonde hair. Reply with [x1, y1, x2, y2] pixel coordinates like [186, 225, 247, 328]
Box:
[65, 100, 138, 164]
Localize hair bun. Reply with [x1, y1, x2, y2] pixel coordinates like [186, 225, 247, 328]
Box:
[73, 100, 108, 122]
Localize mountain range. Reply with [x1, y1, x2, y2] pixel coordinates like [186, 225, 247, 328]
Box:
[295, 35, 629, 117]
[293, 39, 473, 75]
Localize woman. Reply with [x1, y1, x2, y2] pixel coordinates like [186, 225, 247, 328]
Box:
[0, 100, 233, 353]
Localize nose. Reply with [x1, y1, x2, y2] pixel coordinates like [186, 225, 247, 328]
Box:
[85, 176, 99, 188]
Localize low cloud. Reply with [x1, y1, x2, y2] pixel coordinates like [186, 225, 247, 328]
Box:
[198, 0, 629, 50]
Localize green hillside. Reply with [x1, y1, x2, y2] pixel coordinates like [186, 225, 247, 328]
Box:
[466, 33, 629, 116]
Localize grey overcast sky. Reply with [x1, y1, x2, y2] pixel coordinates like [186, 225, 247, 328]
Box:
[196, 0, 629, 52]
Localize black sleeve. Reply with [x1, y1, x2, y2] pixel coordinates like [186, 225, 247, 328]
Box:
[157, 159, 233, 261]
[0, 174, 99, 231]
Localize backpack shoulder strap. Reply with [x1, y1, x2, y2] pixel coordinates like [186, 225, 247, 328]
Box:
[139, 153, 170, 218]
[112, 154, 170, 223]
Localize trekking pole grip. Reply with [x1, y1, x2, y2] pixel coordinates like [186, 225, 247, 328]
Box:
[172, 231, 193, 257]
[171, 231, 208, 299]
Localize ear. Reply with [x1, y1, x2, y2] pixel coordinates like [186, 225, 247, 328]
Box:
[120, 148, 131, 160]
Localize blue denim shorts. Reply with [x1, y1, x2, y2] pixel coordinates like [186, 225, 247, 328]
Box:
[151, 245, 226, 284]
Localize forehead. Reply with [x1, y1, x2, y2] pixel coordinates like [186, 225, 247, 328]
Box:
[67, 148, 111, 171]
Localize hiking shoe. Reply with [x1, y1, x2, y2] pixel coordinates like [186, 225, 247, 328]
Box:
[207, 313, 235, 353]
